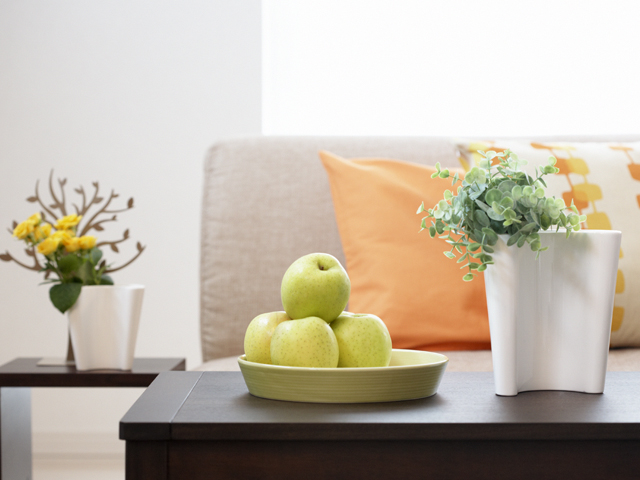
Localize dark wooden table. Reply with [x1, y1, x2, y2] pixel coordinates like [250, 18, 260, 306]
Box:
[0, 357, 185, 480]
[120, 370, 640, 480]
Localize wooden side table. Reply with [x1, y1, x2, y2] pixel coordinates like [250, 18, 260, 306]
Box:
[0, 357, 185, 480]
[121, 371, 640, 480]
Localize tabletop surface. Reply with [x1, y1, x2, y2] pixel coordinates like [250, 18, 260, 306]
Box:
[0, 357, 186, 387]
[120, 370, 640, 442]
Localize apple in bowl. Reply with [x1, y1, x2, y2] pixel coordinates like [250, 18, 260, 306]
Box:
[270, 316, 339, 368]
[331, 312, 392, 368]
[243, 311, 291, 364]
[280, 253, 350, 323]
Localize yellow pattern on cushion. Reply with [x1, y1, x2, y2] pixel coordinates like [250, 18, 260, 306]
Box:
[319, 151, 490, 352]
[616, 270, 625, 294]
[613, 307, 625, 332]
[455, 140, 640, 346]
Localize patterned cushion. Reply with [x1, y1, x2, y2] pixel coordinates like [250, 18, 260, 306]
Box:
[455, 140, 640, 347]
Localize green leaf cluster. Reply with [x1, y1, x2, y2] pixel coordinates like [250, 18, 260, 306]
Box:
[417, 150, 586, 281]
[45, 247, 113, 313]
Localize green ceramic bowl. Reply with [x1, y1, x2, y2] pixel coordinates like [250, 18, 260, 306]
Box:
[238, 348, 448, 403]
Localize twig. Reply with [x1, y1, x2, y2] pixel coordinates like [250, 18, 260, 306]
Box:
[86, 215, 117, 232]
[72, 185, 85, 215]
[79, 190, 117, 236]
[58, 176, 67, 216]
[97, 229, 129, 251]
[33, 180, 58, 221]
[105, 243, 146, 273]
[0, 249, 43, 271]
[48, 170, 67, 216]
[104, 197, 134, 214]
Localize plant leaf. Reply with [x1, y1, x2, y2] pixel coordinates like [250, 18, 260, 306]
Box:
[498, 180, 517, 193]
[468, 243, 482, 252]
[90, 248, 103, 265]
[485, 188, 502, 205]
[49, 283, 82, 314]
[507, 234, 520, 246]
[500, 197, 514, 209]
[482, 227, 499, 245]
[457, 252, 469, 263]
[487, 208, 505, 221]
[474, 210, 490, 227]
[77, 261, 96, 285]
[57, 255, 82, 275]
[475, 200, 490, 212]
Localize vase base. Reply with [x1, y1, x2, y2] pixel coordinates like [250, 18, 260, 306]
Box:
[37, 357, 76, 367]
[74, 366, 132, 372]
[496, 388, 605, 397]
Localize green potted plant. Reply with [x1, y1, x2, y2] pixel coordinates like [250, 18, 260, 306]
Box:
[3, 172, 146, 370]
[418, 150, 621, 396]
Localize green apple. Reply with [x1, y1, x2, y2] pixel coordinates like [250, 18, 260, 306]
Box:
[270, 316, 339, 368]
[330, 312, 392, 367]
[244, 311, 291, 364]
[281, 253, 350, 323]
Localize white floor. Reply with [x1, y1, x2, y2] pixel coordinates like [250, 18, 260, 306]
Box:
[34, 456, 123, 480]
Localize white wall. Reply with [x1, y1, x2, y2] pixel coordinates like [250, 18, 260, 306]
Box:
[0, 0, 261, 457]
[263, 0, 640, 136]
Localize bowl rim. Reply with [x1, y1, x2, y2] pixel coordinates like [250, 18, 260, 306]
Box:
[238, 348, 448, 373]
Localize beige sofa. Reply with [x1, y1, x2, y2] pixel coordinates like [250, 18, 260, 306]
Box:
[196, 136, 640, 372]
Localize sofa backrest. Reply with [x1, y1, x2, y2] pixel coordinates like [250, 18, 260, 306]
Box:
[200, 135, 640, 361]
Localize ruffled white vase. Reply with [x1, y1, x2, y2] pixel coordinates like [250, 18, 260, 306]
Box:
[484, 230, 621, 396]
[68, 284, 144, 371]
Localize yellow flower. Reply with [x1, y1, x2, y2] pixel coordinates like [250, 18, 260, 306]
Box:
[78, 236, 97, 250]
[55, 214, 82, 230]
[37, 237, 60, 256]
[63, 237, 81, 253]
[13, 220, 34, 240]
[27, 213, 42, 225]
[51, 230, 74, 241]
[33, 223, 52, 241]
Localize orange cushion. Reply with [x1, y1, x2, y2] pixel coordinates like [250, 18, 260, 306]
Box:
[320, 151, 490, 351]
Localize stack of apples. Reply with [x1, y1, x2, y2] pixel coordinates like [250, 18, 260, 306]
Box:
[244, 253, 393, 368]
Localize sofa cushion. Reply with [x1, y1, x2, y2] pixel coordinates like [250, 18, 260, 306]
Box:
[319, 150, 490, 351]
[456, 139, 640, 347]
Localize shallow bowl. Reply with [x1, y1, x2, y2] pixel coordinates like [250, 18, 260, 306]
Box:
[238, 348, 448, 403]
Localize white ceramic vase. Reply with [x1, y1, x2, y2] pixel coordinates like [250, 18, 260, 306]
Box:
[68, 284, 144, 371]
[484, 230, 621, 396]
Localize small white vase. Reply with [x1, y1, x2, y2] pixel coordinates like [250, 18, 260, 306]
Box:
[68, 284, 144, 371]
[484, 230, 621, 396]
